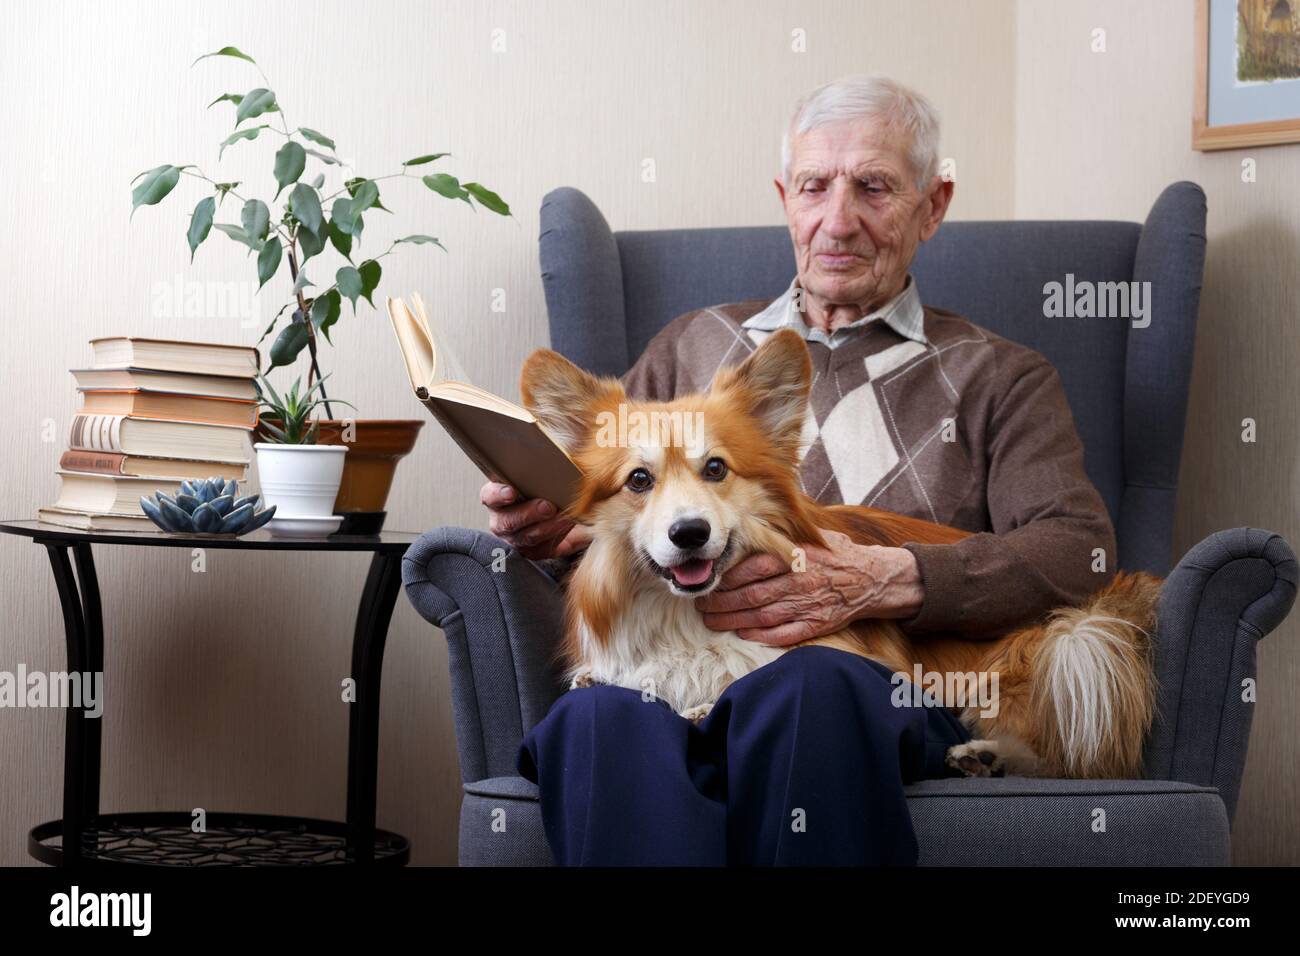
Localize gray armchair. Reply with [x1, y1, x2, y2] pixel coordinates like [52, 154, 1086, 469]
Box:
[402, 183, 1297, 866]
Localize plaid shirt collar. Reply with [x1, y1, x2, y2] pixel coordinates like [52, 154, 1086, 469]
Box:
[740, 274, 928, 348]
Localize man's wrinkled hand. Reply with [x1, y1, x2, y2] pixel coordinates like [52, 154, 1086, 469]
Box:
[480, 481, 592, 560]
[693, 529, 924, 645]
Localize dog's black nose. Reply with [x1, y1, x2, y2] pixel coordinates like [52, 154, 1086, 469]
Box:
[668, 517, 711, 549]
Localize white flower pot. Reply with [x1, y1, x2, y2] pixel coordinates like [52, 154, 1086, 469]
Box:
[254, 443, 349, 518]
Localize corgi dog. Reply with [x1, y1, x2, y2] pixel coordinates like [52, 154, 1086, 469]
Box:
[519, 328, 1160, 779]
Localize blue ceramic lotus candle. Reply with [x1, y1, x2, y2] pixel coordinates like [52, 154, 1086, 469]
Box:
[140, 476, 276, 535]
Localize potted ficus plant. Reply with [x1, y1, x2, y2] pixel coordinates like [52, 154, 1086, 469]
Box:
[253, 374, 353, 534]
[132, 44, 511, 532]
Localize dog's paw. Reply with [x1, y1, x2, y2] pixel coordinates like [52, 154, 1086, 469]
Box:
[569, 671, 598, 690]
[680, 703, 713, 724]
[946, 740, 1007, 778]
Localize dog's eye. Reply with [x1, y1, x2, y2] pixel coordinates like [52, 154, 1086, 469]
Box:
[625, 468, 654, 493]
[703, 457, 728, 481]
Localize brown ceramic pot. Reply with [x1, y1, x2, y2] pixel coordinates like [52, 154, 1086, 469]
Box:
[310, 419, 425, 515]
[252, 418, 424, 533]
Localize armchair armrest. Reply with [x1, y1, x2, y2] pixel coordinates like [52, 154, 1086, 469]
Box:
[401, 527, 568, 784]
[1142, 527, 1297, 821]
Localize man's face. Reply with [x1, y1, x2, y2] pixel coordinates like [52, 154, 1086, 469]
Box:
[777, 117, 949, 311]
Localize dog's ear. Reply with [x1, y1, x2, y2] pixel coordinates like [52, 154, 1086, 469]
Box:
[520, 349, 623, 455]
[711, 328, 811, 457]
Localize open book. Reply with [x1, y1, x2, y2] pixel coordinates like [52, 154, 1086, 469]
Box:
[387, 294, 582, 509]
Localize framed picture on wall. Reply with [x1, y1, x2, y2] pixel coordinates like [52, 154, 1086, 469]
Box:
[1194, 0, 1300, 149]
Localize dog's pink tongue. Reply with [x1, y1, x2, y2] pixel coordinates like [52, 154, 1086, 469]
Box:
[670, 558, 714, 586]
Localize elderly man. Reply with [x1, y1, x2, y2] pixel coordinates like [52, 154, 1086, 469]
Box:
[483, 75, 1115, 865]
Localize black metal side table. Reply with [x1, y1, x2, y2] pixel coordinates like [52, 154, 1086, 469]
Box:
[0, 519, 420, 868]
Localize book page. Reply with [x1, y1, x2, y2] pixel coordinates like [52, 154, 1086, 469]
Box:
[386, 297, 435, 392]
[410, 292, 471, 388]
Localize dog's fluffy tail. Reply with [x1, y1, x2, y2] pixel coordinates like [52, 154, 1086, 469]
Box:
[1030, 572, 1161, 778]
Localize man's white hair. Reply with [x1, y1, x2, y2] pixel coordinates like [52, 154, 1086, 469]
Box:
[780, 74, 941, 191]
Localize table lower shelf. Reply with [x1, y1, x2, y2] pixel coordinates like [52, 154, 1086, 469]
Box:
[29, 812, 410, 867]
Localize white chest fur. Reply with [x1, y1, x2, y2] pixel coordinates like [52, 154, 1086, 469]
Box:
[575, 584, 784, 714]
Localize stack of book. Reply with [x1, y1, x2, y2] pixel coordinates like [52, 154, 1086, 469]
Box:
[38, 337, 260, 531]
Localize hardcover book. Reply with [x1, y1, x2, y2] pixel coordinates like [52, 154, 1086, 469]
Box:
[386, 293, 581, 508]
[77, 389, 258, 428]
[36, 508, 155, 532]
[50, 472, 192, 516]
[69, 414, 251, 462]
[89, 337, 259, 378]
[71, 367, 257, 401]
[58, 449, 246, 481]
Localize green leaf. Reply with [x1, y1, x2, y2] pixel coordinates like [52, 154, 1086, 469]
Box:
[403, 153, 449, 166]
[358, 258, 382, 307]
[207, 92, 244, 108]
[336, 266, 362, 311]
[214, 223, 261, 251]
[310, 289, 341, 343]
[234, 88, 278, 126]
[304, 148, 340, 166]
[298, 128, 336, 150]
[131, 163, 187, 184]
[257, 236, 282, 289]
[268, 321, 310, 369]
[289, 183, 323, 238]
[186, 196, 215, 260]
[310, 173, 325, 189]
[463, 182, 511, 216]
[258, 303, 292, 345]
[214, 182, 241, 206]
[240, 198, 270, 241]
[258, 418, 292, 443]
[343, 177, 388, 213]
[273, 141, 306, 198]
[423, 172, 470, 204]
[219, 124, 268, 157]
[192, 46, 257, 67]
[130, 165, 181, 217]
[346, 179, 380, 216]
[328, 220, 353, 261]
[292, 270, 314, 294]
[396, 234, 445, 250]
[331, 197, 361, 236]
[297, 219, 327, 261]
[258, 371, 285, 410]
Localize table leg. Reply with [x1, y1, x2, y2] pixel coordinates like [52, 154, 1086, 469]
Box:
[44, 542, 104, 865]
[345, 551, 404, 863]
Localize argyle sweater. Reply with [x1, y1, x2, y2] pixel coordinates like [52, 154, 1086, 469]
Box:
[620, 300, 1117, 639]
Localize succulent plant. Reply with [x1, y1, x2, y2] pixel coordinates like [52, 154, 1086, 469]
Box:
[254, 372, 349, 444]
[140, 476, 277, 535]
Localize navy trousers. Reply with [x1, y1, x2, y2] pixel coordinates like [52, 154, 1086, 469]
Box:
[517, 645, 972, 866]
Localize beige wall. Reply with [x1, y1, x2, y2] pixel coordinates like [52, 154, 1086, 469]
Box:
[1014, 0, 1300, 865]
[0, 0, 1016, 865]
[6, 0, 1293, 869]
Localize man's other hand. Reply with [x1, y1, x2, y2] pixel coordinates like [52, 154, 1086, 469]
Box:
[694, 529, 924, 645]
